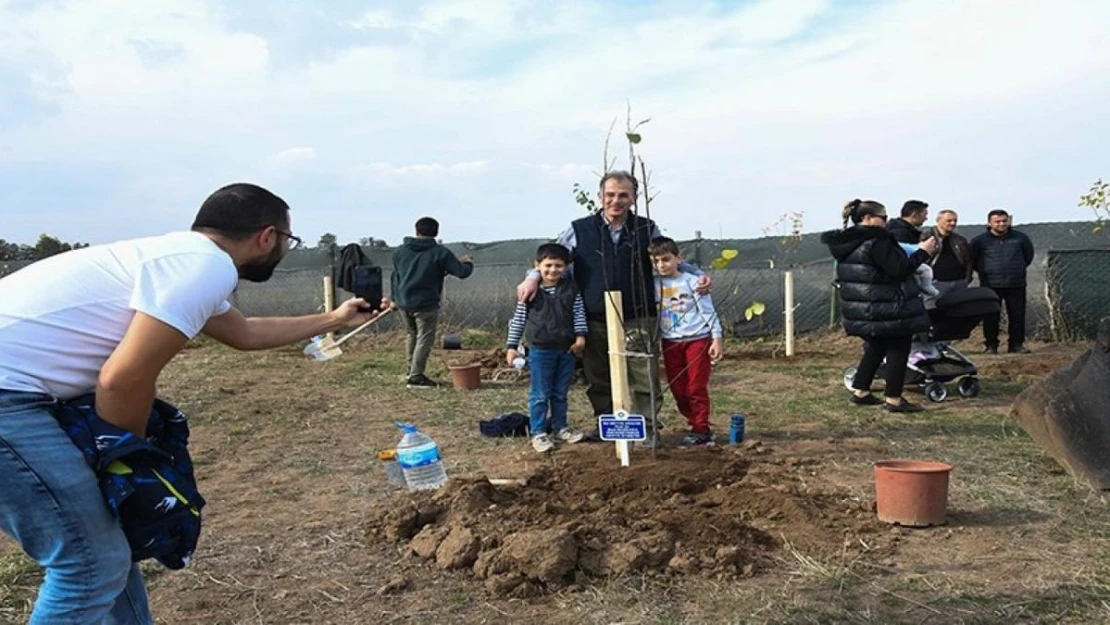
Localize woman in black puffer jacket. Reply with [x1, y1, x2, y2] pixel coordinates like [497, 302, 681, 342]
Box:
[821, 199, 938, 413]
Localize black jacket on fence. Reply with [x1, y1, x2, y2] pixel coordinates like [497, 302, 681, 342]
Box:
[336, 243, 369, 293]
[390, 237, 474, 312]
[821, 226, 931, 338]
[570, 212, 657, 321]
[970, 228, 1034, 289]
[886, 218, 924, 245]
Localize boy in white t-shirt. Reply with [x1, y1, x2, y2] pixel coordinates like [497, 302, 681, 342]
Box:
[0, 183, 383, 624]
[649, 237, 724, 447]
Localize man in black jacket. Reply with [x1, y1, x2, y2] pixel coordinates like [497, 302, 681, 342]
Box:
[971, 209, 1035, 354]
[886, 200, 929, 244]
[391, 217, 474, 387]
[920, 209, 973, 306]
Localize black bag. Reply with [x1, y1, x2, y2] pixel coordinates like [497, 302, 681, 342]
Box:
[479, 412, 530, 438]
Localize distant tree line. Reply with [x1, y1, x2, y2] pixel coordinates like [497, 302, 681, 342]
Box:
[0, 234, 90, 261]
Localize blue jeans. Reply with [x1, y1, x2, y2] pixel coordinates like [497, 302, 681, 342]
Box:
[528, 348, 576, 435]
[0, 390, 152, 624]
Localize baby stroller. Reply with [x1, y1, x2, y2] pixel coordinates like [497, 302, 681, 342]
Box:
[842, 287, 1001, 402]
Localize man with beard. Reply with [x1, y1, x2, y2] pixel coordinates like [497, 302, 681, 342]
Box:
[886, 200, 929, 245]
[971, 209, 1035, 354]
[0, 183, 382, 623]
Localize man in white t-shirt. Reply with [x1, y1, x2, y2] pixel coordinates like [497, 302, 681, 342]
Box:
[0, 183, 382, 624]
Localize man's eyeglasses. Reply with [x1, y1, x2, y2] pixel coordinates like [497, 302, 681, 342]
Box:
[275, 230, 303, 250]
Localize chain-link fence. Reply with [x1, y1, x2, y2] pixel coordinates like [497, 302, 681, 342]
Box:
[4, 232, 1107, 344]
[1044, 248, 1110, 340]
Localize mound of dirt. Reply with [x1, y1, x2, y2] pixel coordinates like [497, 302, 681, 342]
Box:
[365, 444, 891, 597]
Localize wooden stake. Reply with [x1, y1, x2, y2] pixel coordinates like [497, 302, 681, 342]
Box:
[784, 270, 795, 357]
[323, 275, 336, 341]
[605, 291, 633, 467]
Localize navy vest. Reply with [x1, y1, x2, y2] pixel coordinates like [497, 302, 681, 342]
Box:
[571, 213, 657, 321]
[525, 280, 578, 349]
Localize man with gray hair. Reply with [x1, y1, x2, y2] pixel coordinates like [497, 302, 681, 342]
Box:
[921, 209, 973, 305]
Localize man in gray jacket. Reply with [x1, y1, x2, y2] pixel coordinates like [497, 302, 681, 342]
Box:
[971, 209, 1035, 354]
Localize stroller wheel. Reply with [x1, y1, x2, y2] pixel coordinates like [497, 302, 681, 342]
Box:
[957, 377, 981, 398]
[924, 382, 948, 403]
[842, 366, 858, 392]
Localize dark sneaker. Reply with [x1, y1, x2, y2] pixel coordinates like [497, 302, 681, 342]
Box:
[884, 399, 925, 413]
[984, 345, 998, 354]
[850, 393, 884, 406]
[1008, 345, 1031, 354]
[406, 375, 440, 389]
[679, 431, 714, 447]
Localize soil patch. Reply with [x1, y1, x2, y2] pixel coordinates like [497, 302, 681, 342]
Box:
[366, 443, 892, 597]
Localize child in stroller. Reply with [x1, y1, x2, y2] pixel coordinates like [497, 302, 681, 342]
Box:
[843, 287, 1000, 402]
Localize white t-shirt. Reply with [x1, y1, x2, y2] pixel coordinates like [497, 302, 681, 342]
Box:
[0, 231, 239, 399]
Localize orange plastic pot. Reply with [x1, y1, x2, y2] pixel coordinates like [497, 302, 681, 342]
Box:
[448, 363, 482, 391]
[874, 460, 952, 527]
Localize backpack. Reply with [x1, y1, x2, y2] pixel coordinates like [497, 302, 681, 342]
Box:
[52, 396, 204, 570]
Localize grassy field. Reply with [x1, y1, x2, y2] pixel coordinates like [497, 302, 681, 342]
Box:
[2, 329, 1109, 624]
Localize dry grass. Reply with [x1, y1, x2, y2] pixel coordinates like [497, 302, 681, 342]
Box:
[2, 329, 1110, 624]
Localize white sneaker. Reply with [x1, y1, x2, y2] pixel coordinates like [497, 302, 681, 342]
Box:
[555, 427, 585, 444]
[532, 434, 555, 453]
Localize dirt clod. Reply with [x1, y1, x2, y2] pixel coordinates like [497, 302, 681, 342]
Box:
[435, 525, 481, 570]
[410, 525, 449, 559]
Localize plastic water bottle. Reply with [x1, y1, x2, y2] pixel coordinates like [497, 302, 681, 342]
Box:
[395, 423, 448, 492]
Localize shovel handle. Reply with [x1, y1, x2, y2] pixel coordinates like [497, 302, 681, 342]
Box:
[333, 307, 393, 348]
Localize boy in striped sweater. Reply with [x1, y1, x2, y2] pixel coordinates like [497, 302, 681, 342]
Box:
[506, 243, 588, 452]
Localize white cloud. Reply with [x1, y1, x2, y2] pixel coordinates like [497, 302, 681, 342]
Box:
[267, 147, 317, 167]
[351, 160, 489, 179]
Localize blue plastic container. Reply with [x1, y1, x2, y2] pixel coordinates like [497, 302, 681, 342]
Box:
[729, 414, 746, 444]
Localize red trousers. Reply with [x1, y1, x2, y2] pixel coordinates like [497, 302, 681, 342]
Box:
[661, 337, 712, 434]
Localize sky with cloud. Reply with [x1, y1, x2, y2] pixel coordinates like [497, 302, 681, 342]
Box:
[1, 0, 1108, 246]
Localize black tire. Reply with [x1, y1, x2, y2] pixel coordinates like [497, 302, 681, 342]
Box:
[924, 382, 948, 403]
[957, 377, 981, 398]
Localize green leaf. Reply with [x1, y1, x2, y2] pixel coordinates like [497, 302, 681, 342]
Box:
[626, 133, 641, 144]
[721, 249, 739, 260]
